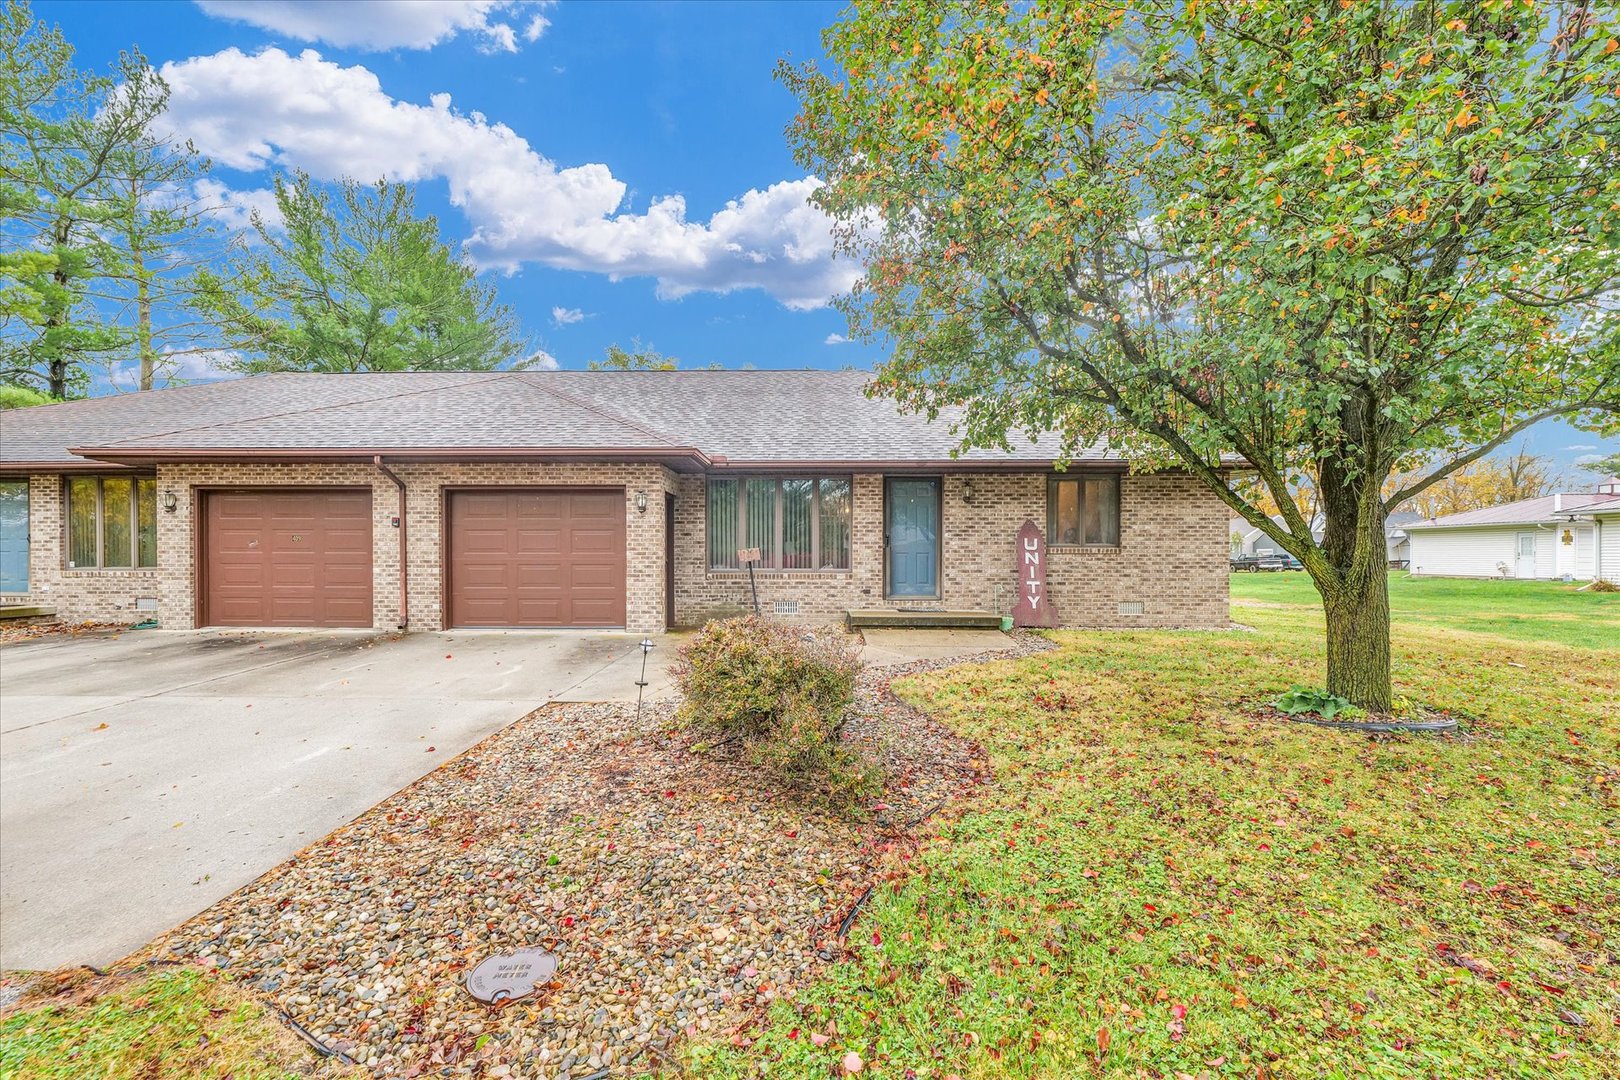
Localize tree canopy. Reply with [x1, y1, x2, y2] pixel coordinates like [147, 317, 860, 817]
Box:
[1, 0, 186, 397]
[785, 0, 1620, 706]
[193, 172, 528, 374]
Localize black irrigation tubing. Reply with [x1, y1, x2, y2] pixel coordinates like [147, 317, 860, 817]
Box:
[279, 1009, 358, 1066]
[836, 885, 877, 940]
[1289, 715, 1460, 734]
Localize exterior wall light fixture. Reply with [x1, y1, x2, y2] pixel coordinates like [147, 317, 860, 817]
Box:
[634, 491, 649, 514]
[161, 490, 179, 513]
[961, 478, 976, 504]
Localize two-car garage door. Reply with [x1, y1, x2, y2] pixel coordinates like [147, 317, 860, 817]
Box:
[446, 489, 626, 628]
[201, 487, 628, 629]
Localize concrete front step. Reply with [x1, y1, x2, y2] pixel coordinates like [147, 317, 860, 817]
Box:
[845, 608, 1004, 630]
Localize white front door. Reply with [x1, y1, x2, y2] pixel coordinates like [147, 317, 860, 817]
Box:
[1515, 532, 1539, 578]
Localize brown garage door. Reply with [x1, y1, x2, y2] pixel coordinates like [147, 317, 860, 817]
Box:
[202, 490, 373, 627]
[447, 489, 626, 628]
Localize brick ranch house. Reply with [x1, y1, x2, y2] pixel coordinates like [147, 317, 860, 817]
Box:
[0, 370, 1231, 635]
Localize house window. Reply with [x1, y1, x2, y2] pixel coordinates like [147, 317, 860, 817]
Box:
[0, 480, 27, 592]
[66, 476, 158, 569]
[707, 476, 852, 570]
[1047, 474, 1120, 546]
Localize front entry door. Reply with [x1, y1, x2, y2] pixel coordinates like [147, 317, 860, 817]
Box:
[886, 477, 940, 599]
[1515, 532, 1538, 579]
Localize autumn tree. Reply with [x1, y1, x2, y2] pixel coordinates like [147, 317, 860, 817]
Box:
[193, 172, 527, 374]
[784, 1, 1620, 708]
[1391, 446, 1560, 518]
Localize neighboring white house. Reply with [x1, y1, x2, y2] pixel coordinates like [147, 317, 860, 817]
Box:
[1563, 498, 1620, 585]
[1229, 514, 1324, 557]
[1228, 511, 1423, 565]
[1384, 510, 1428, 566]
[1405, 479, 1620, 581]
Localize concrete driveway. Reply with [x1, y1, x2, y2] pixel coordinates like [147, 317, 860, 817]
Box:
[0, 628, 677, 971]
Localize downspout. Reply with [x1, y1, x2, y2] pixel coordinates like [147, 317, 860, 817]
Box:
[374, 456, 409, 630]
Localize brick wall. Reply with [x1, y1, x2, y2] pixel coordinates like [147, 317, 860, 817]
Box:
[0, 474, 163, 623]
[8, 463, 1228, 633]
[673, 471, 1230, 629]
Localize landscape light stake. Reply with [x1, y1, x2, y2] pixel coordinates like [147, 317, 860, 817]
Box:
[636, 638, 655, 722]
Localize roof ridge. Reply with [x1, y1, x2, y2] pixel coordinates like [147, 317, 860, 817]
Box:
[84, 371, 516, 448]
[516, 373, 686, 448]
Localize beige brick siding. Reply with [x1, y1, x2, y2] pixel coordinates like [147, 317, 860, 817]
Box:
[7, 464, 1227, 633]
[0, 473, 164, 623]
[673, 471, 1229, 629]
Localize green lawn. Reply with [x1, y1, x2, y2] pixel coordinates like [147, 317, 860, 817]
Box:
[696, 582, 1619, 1078]
[1232, 571, 1620, 650]
[0, 967, 360, 1079]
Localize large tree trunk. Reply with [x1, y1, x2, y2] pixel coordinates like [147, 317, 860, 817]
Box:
[1315, 389, 1393, 711]
[1321, 558, 1392, 711]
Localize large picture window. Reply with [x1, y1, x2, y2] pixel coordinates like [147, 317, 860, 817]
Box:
[1047, 474, 1121, 546]
[67, 476, 158, 569]
[707, 476, 852, 570]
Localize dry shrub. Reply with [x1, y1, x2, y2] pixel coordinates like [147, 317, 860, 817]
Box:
[674, 616, 878, 808]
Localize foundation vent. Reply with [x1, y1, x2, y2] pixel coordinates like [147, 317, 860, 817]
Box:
[773, 600, 801, 616]
[1118, 601, 1146, 616]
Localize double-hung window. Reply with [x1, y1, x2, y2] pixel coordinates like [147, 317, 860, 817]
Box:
[1047, 474, 1121, 546]
[707, 476, 852, 570]
[67, 476, 158, 568]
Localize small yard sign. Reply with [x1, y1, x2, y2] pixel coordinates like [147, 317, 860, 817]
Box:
[1012, 519, 1057, 628]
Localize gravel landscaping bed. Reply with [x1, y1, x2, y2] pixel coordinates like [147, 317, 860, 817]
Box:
[138, 632, 1048, 1078]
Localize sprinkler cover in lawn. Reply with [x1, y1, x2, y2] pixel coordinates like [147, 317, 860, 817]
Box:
[465, 948, 558, 1003]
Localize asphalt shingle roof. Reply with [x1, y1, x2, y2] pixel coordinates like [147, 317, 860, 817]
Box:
[1406, 492, 1620, 528]
[0, 370, 1115, 469]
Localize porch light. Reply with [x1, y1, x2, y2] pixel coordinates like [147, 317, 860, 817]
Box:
[161, 490, 179, 514]
[634, 490, 649, 514]
[960, 478, 975, 504]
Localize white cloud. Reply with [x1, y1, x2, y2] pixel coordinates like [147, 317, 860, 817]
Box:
[525, 348, 561, 370]
[1574, 453, 1607, 466]
[193, 1, 551, 54]
[551, 306, 586, 326]
[193, 178, 282, 232]
[824, 332, 850, 345]
[108, 348, 241, 391]
[154, 48, 858, 309]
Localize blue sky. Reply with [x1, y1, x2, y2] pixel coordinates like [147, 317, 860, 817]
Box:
[36, 0, 1618, 479]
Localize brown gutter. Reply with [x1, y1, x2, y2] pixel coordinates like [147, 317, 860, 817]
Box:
[374, 456, 409, 631]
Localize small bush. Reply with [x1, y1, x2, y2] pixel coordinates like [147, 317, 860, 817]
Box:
[675, 616, 877, 805]
[1590, 578, 1618, 593]
[1274, 686, 1360, 720]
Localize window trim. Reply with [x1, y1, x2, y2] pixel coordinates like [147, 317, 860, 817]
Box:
[706, 473, 853, 572]
[65, 475, 158, 570]
[1046, 472, 1122, 548]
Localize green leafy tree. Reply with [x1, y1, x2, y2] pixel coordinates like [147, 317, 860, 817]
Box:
[1, 0, 171, 398]
[587, 341, 680, 370]
[0, 381, 52, 407]
[1587, 451, 1620, 480]
[784, 1, 1620, 708]
[194, 172, 528, 374]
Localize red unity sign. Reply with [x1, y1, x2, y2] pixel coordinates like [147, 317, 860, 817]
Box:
[1012, 518, 1056, 628]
